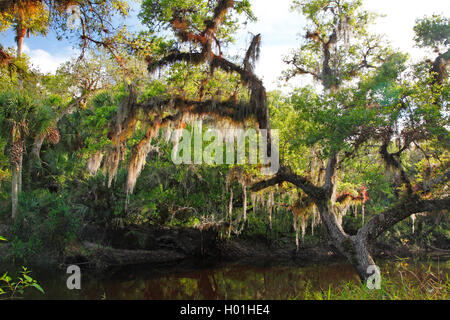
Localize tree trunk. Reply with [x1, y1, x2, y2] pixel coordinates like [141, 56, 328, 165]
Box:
[11, 162, 19, 220]
[14, 24, 26, 201]
[350, 234, 377, 282]
[10, 127, 24, 221]
[293, 214, 299, 252]
[227, 189, 233, 238]
[16, 27, 26, 91]
[31, 134, 45, 159]
[18, 152, 22, 193]
[316, 200, 375, 282]
[268, 209, 272, 230]
[11, 152, 23, 220]
[362, 204, 365, 226]
[316, 201, 347, 248]
[243, 185, 247, 222]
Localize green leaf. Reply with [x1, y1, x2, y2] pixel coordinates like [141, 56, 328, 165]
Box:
[32, 283, 45, 294]
[0, 236, 6, 241]
[24, 275, 33, 282]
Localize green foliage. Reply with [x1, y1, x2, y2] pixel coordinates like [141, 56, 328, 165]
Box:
[0, 3, 447, 302]
[291, 0, 377, 36]
[75, 170, 128, 226]
[0, 90, 37, 134]
[286, 0, 389, 88]
[302, 261, 449, 300]
[6, 190, 81, 261]
[270, 90, 314, 171]
[139, 0, 255, 43]
[0, 237, 44, 299]
[83, 91, 119, 153]
[0, 1, 49, 35]
[414, 15, 450, 49]
[0, 90, 57, 150]
[0, 266, 44, 299]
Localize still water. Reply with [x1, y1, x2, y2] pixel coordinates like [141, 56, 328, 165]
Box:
[6, 258, 444, 300]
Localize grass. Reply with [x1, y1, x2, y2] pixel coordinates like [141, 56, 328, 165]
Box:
[302, 259, 449, 300]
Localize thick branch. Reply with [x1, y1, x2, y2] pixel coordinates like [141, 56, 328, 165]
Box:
[143, 96, 256, 124]
[323, 155, 338, 195]
[250, 166, 324, 200]
[358, 197, 450, 242]
[147, 52, 205, 73]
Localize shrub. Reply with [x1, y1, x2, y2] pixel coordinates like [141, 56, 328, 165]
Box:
[8, 189, 81, 262]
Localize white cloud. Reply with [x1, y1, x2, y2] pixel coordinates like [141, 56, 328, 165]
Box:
[22, 43, 74, 74]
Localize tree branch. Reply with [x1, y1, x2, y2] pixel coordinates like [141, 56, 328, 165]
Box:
[358, 197, 450, 242]
[324, 154, 338, 195]
[250, 166, 324, 200]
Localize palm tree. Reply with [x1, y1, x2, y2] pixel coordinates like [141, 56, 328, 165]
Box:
[0, 91, 36, 219]
[0, 88, 67, 220]
[0, 0, 49, 89]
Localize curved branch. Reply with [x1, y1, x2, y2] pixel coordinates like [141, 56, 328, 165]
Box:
[250, 166, 324, 200]
[358, 197, 450, 242]
[147, 52, 205, 73]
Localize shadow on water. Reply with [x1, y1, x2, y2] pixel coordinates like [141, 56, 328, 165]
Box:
[3, 258, 448, 300]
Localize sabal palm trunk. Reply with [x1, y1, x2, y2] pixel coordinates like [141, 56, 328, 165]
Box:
[16, 27, 26, 91]
[10, 138, 23, 221]
[11, 161, 19, 220]
[18, 152, 22, 193]
[12, 22, 27, 218]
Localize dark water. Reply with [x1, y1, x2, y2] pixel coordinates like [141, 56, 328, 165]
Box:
[3, 258, 448, 300]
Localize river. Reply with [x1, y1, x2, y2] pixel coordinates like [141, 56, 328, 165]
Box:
[3, 257, 445, 300]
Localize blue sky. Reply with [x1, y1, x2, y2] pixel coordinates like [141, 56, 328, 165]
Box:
[0, 0, 447, 91]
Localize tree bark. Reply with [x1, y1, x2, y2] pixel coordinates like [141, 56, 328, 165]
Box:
[243, 185, 247, 222]
[16, 27, 26, 91]
[11, 162, 19, 220]
[31, 134, 46, 159]
[10, 126, 24, 221]
[18, 152, 22, 193]
[350, 233, 377, 282]
[11, 150, 24, 221]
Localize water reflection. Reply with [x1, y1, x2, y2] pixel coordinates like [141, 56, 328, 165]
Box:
[16, 259, 448, 300]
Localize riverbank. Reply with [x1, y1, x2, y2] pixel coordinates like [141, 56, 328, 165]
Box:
[1, 223, 449, 271]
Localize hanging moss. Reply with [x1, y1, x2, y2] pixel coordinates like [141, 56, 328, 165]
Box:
[87, 151, 104, 176]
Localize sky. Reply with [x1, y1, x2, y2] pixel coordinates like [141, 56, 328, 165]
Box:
[0, 0, 448, 91]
